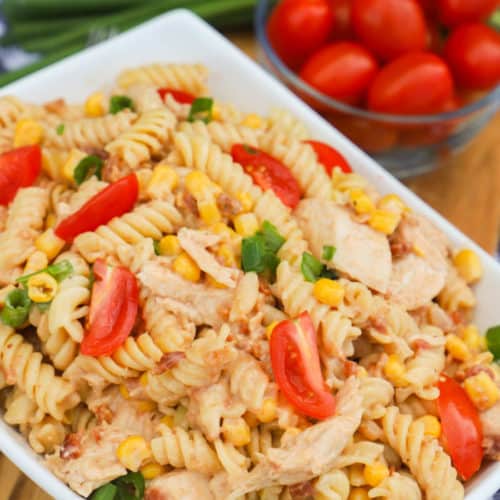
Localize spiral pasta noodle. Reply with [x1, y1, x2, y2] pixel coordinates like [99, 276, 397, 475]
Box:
[437, 266, 476, 313]
[368, 472, 422, 500]
[314, 469, 350, 500]
[26, 416, 67, 454]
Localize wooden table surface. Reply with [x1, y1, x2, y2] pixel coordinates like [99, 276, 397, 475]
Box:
[2, 32, 500, 500]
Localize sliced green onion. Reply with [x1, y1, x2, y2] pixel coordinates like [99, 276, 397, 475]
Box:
[17, 259, 74, 286]
[1, 288, 31, 327]
[322, 245, 336, 261]
[486, 325, 500, 360]
[260, 221, 285, 254]
[56, 123, 65, 135]
[241, 235, 265, 273]
[109, 95, 134, 114]
[90, 483, 118, 500]
[301, 252, 323, 283]
[153, 240, 161, 256]
[188, 97, 213, 123]
[320, 267, 338, 280]
[73, 155, 103, 185]
[113, 471, 145, 500]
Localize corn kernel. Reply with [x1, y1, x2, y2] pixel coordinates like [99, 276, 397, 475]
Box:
[383, 354, 408, 387]
[313, 278, 345, 308]
[222, 417, 251, 447]
[244, 411, 259, 428]
[116, 436, 152, 471]
[378, 194, 408, 214]
[206, 275, 227, 289]
[363, 462, 389, 487]
[241, 113, 264, 129]
[462, 325, 482, 352]
[453, 249, 483, 284]
[212, 103, 221, 121]
[416, 415, 441, 438]
[446, 334, 471, 362]
[173, 252, 201, 282]
[349, 488, 370, 500]
[147, 165, 179, 198]
[135, 400, 157, 413]
[198, 200, 221, 225]
[158, 235, 181, 256]
[236, 191, 254, 212]
[140, 462, 166, 480]
[61, 148, 87, 183]
[266, 321, 279, 340]
[233, 213, 259, 237]
[84, 92, 105, 117]
[217, 244, 236, 267]
[349, 464, 366, 486]
[35, 229, 65, 260]
[139, 373, 149, 386]
[119, 384, 130, 399]
[464, 372, 500, 411]
[412, 244, 426, 257]
[369, 209, 401, 235]
[24, 273, 54, 303]
[14, 119, 44, 148]
[256, 398, 277, 423]
[45, 213, 57, 229]
[349, 189, 375, 215]
[160, 415, 175, 427]
[185, 171, 213, 197]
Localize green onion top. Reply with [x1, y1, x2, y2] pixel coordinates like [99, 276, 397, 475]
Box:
[90, 483, 118, 500]
[486, 325, 500, 360]
[0, 288, 31, 328]
[89, 471, 145, 500]
[73, 155, 104, 185]
[188, 97, 213, 123]
[109, 95, 134, 114]
[16, 259, 73, 286]
[322, 245, 336, 261]
[56, 123, 65, 136]
[301, 252, 338, 283]
[153, 240, 161, 256]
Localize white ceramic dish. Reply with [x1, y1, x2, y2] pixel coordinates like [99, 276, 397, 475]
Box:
[1, 9, 499, 500]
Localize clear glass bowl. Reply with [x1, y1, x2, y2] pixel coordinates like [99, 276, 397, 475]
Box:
[255, 0, 500, 178]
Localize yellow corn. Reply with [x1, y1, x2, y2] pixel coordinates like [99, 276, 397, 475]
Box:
[160, 415, 175, 428]
[146, 164, 179, 198]
[416, 415, 441, 438]
[369, 209, 401, 235]
[45, 213, 57, 229]
[173, 252, 201, 282]
[24, 251, 49, 274]
[378, 193, 408, 214]
[61, 148, 87, 183]
[453, 249, 483, 284]
[462, 324, 482, 351]
[241, 113, 265, 129]
[116, 436, 152, 471]
[139, 372, 149, 386]
[185, 170, 214, 197]
[35, 229, 65, 260]
[217, 244, 236, 267]
[233, 213, 259, 237]
[464, 371, 500, 411]
[349, 488, 370, 500]
[158, 235, 181, 257]
[140, 462, 166, 480]
[206, 275, 227, 289]
[212, 103, 222, 121]
[363, 462, 389, 487]
[119, 384, 130, 399]
[84, 92, 106, 117]
[256, 398, 277, 423]
[383, 354, 408, 387]
[243, 411, 259, 428]
[198, 200, 221, 225]
[222, 417, 251, 447]
[349, 464, 366, 486]
[349, 189, 375, 215]
[313, 278, 345, 308]
[236, 191, 254, 212]
[266, 321, 279, 340]
[413, 244, 426, 257]
[27, 272, 58, 303]
[446, 334, 471, 362]
[135, 400, 157, 413]
[14, 119, 44, 148]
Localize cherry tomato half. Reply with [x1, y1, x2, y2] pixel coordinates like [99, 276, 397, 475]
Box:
[437, 0, 498, 27]
[444, 24, 500, 90]
[267, 0, 335, 70]
[352, 0, 428, 61]
[304, 140, 352, 175]
[437, 375, 484, 480]
[0, 145, 41, 206]
[299, 42, 379, 105]
[367, 52, 454, 115]
[157, 88, 196, 104]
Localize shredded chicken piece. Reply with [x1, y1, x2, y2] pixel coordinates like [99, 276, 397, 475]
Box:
[153, 352, 186, 374]
[480, 402, 500, 459]
[146, 471, 214, 500]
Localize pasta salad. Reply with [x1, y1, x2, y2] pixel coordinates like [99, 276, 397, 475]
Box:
[0, 62, 499, 500]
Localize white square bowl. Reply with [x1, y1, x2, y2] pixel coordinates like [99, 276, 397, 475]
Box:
[1, 9, 499, 500]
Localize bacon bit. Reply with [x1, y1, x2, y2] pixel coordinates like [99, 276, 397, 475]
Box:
[412, 338, 432, 351]
[216, 192, 242, 217]
[92, 427, 104, 443]
[60, 433, 82, 460]
[390, 240, 413, 258]
[344, 360, 359, 377]
[465, 365, 496, 381]
[483, 436, 500, 460]
[44, 98, 67, 115]
[94, 404, 113, 424]
[370, 316, 388, 333]
[289, 480, 315, 499]
[153, 352, 186, 374]
[182, 191, 199, 217]
[451, 310, 466, 326]
[258, 280, 273, 296]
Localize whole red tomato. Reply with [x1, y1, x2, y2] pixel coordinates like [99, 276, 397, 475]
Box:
[267, 0, 335, 70]
[331, 0, 354, 40]
[444, 24, 500, 90]
[351, 0, 428, 61]
[437, 0, 498, 27]
[299, 42, 379, 105]
[367, 52, 454, 115]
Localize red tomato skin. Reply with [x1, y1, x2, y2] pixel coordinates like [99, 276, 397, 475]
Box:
[267, 0, 335, 70]
[81, 259, 139, 357]
[437, 375, 484, 480]
[444, 24, 500, 90]
[0, 145, 42, 206]
[304, 140, 352, 175]
[437, 0, 498, 27]
[367, 52, 454, 115]
[270, 312, 335, 420]
[55, 174, 139, 242]
[351, 0, 428, 61]
[231, 144, 301, 209]
[330, 0, 354, 40]
[299, 42, 379, 105]
[157, 88, 195, 104]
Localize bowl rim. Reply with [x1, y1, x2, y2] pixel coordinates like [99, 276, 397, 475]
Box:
[254, 0, 500, 125]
